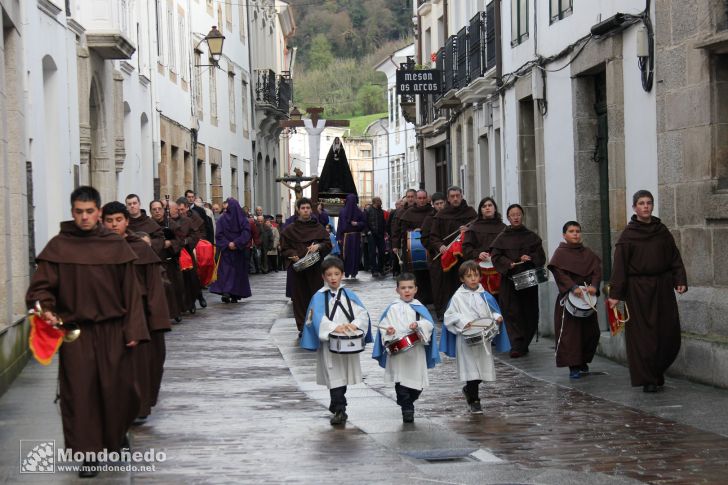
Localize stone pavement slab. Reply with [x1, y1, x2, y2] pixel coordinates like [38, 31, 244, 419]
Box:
[1, 271, 727, 484]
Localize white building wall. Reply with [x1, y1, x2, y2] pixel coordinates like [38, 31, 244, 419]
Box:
[24, 2, 81, 251]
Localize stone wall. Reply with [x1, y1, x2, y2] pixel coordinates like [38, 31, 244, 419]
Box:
[654, 0, 728, 388]
[0, 0, 30, 396]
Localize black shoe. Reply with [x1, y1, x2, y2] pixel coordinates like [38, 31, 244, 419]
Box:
[173, 316, 182, 323]
[580, 364, 590, 374]
[402, 410, 415, 423]
[121, 432, 130, 450]
[230, 297, 239, 303]
[78, 460, 99, 478]
[643, 384, 658, 393]
[330, 410, 348, 425]
[469, 401, 483, 414]
[189, 306, 196, 314]
[461, 385, 472, 404]
[297, 331, 302, 339]
[132, 415, 148, 426]
[221, 296, 230, 303]
[198, 296, 207, 308]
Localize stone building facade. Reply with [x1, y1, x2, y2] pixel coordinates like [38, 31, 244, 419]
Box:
[0, 0, 28, 394]
[651, 0, 728, 386]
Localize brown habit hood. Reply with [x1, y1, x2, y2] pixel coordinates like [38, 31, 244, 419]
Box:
[434, 199, 477, 221]
[399, 204, 434, 225]
[548, 242, 601, 277]
[37, 221, 137, 265]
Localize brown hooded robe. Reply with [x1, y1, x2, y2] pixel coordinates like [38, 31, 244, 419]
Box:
[26, 222, 149, 453]
[548, 242, 602, 368]
[490, 225, 546, 354]
[609, 216, 687, 387]
[127, 232, 172, 417]
[428, 200, 478, 316]
[280, 218, 332, 331]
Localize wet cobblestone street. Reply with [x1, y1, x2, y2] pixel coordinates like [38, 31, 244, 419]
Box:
[2, 271, 728, 483]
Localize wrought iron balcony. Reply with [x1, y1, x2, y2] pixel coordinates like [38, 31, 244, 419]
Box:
[255, 69, 293, 116]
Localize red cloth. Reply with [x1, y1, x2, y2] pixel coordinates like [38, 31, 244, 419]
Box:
[195, 240, 215, 286]
[479, 267, 501, 295]
[179, 248, 194, 271]
[28, 314, 64, 365]
[248, 218, 261, 247]
[441, 231, 464, 272]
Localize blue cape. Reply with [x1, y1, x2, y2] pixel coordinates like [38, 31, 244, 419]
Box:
[372, 301, 441, 369]
[300, 288, 372, 351]
[439, 291, 511, 357]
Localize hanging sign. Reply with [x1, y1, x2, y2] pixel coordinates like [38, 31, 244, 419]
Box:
[396, 69, 442, 95]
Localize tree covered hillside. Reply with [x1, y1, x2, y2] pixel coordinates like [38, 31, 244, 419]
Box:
[287, 0, 413, 118]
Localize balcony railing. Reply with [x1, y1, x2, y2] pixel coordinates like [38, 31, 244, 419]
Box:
[420, 94, 443, 126]
[255, 69, 292, 115]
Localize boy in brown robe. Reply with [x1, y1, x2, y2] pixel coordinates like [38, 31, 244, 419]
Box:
[548, 221, 602, 379]
[280, 198, 333, 336]
[102, 201, 171, 424]
[428, 186, 478, 318]
[421, 192, 446, 319]
[608, 190, 687, 393]
[26, 186, 148, 478]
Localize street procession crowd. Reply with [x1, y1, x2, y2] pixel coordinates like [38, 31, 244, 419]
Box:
[24, 179, 687, 477]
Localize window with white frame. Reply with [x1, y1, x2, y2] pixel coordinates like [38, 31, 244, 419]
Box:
[194, 51, 203, 119]
[167, 2, 176, 72]
[210, 68, 218, 124]
[241, 80, 249, 132]
[228, 69, 236, 132]
[239, 4, 246, 43]
[511, 0, 528, 46]
[155, 0, 164, 62]
[178, 13, 187, 80]
[550, 0, 573, 23]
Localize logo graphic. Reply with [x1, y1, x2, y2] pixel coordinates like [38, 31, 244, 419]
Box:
[20, 440, 55, 473]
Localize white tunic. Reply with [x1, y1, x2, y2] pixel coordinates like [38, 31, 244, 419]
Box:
[444, 285, 502, 382]
[316, 285, 369, 389]
[380, 298, 434, 391]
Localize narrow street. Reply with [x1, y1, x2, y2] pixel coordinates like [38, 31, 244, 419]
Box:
[2, 272, 728, 483]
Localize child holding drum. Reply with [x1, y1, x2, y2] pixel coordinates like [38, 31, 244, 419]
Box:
[300, 256, 372, 426]
[441, 261, 507, 413]
[547, 221, 602, 380]
[372, 273, 440, 423]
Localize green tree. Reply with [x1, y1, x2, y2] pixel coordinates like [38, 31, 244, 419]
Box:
[356, 84, 386, 115]
[308, 34, 334, 70]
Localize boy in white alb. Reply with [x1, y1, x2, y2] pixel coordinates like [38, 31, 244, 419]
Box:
[372, 273, 440, 423]
[301, 256, 371, 425]
[441, 260, 505, 413]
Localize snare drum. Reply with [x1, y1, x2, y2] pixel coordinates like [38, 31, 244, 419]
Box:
[406, 230, 428, 271]
[328, 330, 366, 354]
[463, 318, 499, 346]
[385, 330, 421, 355]
[292, 251, 321, 272]
[478, 260, 501, 294]
[510, 267, 549, 291]
[564, 291, 595, 318]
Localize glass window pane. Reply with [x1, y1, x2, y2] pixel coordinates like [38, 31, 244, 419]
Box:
[511, 0, 518, 42]
[550, 0, 559, 19]
[520, 0, 528, 37]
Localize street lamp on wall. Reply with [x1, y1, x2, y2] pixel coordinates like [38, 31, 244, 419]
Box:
[195, 26, 226, 68]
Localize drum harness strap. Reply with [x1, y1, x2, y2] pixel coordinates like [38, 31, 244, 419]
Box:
[325, 289, 354, 323]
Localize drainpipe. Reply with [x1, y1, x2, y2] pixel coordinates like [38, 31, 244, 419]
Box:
[495, 0, 502, 85]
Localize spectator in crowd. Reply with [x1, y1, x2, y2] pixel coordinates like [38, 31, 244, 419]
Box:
[365, 197, 387, 277]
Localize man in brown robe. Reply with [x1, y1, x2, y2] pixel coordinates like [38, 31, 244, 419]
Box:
[428, 186, 478, 318]
[608, 190, 687, 392]
[490, 204, 546, 357]
[397, 189, 435, 304]
[26, 186, 148, 478]
[547, 221, 602, 378]
[280, 197, 332, 335]
[174, 197, 206, 312]
[126, 193, 165, 256]
[151, 199, 184, 321]
[102, 201, 171, 424]
[421, 192, 446, 319]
